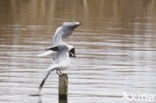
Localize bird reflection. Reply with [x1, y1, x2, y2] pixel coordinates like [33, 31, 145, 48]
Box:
[38, 95, 42, 103]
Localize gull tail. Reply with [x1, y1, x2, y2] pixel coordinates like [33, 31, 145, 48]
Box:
[37, 50, 54, 57]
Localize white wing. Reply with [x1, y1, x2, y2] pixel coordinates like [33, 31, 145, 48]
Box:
[37, 50, 55, 57]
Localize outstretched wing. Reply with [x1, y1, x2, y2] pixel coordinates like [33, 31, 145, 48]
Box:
[51, 27, 64, 46]
[51, 22, 80, 46]
[61, 22, 80, 40]
[46, 45, 68, 52]
[37, 50, 55, 57]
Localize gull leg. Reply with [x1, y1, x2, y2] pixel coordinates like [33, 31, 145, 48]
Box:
[56, 70, 61, 75]
[58, 70, 65, 75]
[56, 69, 64, 75]
[38, 69, 54, 94]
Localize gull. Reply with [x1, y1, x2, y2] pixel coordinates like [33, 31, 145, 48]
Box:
[37, 22, 80, 94]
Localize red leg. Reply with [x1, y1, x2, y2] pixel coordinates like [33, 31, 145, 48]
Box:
[58, 70, 64, 75]
[56, 70, 63, 75]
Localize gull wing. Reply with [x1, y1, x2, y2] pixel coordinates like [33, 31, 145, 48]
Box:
[51, 27, 64, 46]
[37, 50, 55, 57]
[46, 45, 68, 52]
[51, 22, 80, 46]
[61, 22, 80, 40]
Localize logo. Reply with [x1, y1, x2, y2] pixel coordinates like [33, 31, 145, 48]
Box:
[122, 91, 155, 103]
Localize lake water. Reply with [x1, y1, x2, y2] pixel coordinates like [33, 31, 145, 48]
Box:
[0, 0, 156, 103]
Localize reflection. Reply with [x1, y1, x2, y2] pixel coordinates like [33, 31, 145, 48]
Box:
[38, 96, 42, 103]
[29, 93, 42, 103]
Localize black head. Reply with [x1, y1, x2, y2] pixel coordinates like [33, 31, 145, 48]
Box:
[69, 48, 76, 58]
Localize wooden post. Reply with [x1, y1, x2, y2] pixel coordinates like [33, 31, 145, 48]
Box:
[59, 74, 68, 103]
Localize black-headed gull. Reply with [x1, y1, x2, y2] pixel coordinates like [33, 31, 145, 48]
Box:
[38, 22, 80, 94]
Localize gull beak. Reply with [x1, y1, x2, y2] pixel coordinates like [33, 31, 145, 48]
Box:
[69, 48, 76, 58]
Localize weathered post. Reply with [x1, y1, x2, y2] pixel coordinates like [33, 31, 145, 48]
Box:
[59, 74, 68, 103]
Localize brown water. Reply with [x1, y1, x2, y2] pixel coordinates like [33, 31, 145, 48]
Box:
[0, 0, 156, 103]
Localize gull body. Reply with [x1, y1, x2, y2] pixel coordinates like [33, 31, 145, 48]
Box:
[38, 45, 71, 94]
[46, 45, 71, 72]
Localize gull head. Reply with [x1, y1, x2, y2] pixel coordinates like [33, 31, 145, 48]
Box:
[67, 45, 76, 58]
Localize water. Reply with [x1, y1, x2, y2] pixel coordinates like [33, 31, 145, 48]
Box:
[0, 0, 156, 103]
